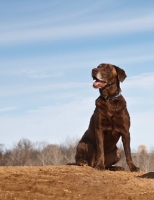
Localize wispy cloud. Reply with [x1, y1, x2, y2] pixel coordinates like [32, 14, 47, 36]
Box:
[0, 82, 90, 97]
[9, 69, 64, 79]
[0, 68, 154, 98]
[0, 0, 154, 149]
[124, 97, 154, 106]
[1, 13, 154, 45]
[122, 72, 154, 89]
[0, 95, 154, 149]
[1, 40, 154, 78]
[0, 97, 95, 146]
[130, 110, 154, 150]
[0, 107, 19, 113]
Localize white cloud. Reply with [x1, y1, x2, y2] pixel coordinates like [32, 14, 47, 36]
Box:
[124, 97, 154, 106]
[0, 107, 19, 113]
[130, 110, 154, 151]
[120, 72, 154, 150]
[1, 13, 154, 45]
[9, 68, 64, 79]
[1, 93, 154, 150]
[0, 42, 154, 80]
[0, 1, 105, 30]
[0, 81, 90, 97]
[0, 0, 154, 151]
[122, 72, 154, 90]
[0, 97, 95, 147]
[0, 70, 153, 149]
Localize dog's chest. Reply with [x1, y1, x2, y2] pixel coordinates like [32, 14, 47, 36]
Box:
[94, 100, 128, 133]
[94, 98, 130, 135]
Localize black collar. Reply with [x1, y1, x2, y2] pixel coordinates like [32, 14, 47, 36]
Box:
[100, 92, 121, 101]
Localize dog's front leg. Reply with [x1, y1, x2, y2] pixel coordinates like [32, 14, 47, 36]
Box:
[122, 132, 139, 172]
[95, 127, 105, 170]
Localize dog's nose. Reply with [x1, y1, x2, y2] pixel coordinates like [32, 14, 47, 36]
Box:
[92, 68, 98, 75]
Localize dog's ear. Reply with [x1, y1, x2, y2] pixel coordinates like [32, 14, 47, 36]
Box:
[114, 66, 127, 82]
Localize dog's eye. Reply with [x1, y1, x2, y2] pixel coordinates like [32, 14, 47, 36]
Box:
[104, 66, 111, 71]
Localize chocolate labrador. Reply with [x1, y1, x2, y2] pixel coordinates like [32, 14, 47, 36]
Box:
[75, 63, 139, 172]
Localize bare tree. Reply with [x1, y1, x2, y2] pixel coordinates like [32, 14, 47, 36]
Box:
[132, 145, 152, 172]
[36, 142, 64, 165]
[60, 137, 79, 164]
[4, 139, 37, 166]
[1, 138, 154, 171]
[0, 144, 4, 166]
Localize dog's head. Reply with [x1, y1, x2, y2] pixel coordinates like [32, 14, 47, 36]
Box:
[92, 63, 127, 89]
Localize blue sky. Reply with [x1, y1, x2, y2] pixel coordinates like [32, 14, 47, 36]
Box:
[0, 0, 154, 151]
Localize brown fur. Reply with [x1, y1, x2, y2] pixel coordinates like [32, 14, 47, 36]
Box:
[75, 63, 139, 172]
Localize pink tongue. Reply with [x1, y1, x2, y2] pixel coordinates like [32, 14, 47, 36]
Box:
[93, 81, 106, 88]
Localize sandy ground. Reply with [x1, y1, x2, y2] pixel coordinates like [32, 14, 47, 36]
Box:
[0, 165, 154, 200]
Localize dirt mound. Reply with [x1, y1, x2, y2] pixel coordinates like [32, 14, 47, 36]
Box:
[0, 165, 154, 200]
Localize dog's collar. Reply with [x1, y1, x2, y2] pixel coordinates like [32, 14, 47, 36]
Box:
[100, 92, 121, 101]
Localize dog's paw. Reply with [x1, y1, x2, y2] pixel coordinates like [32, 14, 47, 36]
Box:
[77, 160, 88, 167]
[107, 166, 125, 171]
[130, 165, 140, 172]
[130, 167, 140, 172]
[95, 164, 105, 171]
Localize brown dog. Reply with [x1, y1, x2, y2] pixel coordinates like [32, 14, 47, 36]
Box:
[75, 63, 139, 172]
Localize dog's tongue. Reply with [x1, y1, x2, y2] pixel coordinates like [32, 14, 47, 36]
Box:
[93, 81, 106, 88]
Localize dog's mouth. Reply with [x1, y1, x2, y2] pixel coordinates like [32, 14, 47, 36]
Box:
[93, 77, 107, 89]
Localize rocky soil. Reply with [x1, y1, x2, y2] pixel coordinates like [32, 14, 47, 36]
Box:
[0, 165, 154, 200]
